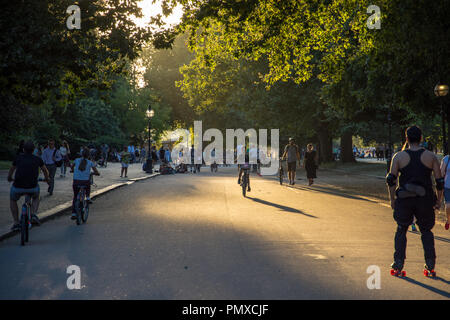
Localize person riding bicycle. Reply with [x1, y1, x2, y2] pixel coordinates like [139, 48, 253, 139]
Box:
[282, 137, 300, 185]
[237, 154, 251, 192]
[70, 149, 100, 220]
[7, 141, 50, 231]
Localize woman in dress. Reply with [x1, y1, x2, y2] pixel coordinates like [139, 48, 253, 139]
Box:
[304, 143, 318, 186]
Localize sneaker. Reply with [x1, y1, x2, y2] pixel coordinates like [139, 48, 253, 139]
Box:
[31, 214, 41, 226]
[247, 187, 251, 192]
[11, 223, 20, 231]
[71, 213, 77, 220]
[445, 222, 449, 230]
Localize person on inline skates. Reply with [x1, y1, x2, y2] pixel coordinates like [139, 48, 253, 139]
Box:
[386, 126, 443, 277]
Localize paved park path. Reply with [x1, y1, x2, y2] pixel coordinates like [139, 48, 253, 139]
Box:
[0, 167, 448, 299]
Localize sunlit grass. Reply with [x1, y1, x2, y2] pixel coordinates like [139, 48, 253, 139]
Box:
[319, 161, 387, 176]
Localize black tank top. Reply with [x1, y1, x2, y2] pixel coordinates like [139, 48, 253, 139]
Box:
[398, 149, 433, 193]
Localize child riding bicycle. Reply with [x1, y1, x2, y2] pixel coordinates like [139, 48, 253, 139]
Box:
[70, 148, 100, 220]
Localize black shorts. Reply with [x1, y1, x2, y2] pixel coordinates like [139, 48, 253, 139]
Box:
[287, 161, 296, 172]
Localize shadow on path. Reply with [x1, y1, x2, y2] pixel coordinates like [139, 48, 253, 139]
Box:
[397, 276, 450, 298]
[246, 196, 317, 218]
[290, 184, 380, 203]
[408, 230, 450, 244]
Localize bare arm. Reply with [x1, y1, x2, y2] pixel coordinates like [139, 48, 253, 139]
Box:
[432, 155, 443, 209]
[92, 166, 100, 176]
[281, 148, 287, 160]
[387, 152, 400, 208]
[7, 165, 16, 182]
[40, 165, 50, 184]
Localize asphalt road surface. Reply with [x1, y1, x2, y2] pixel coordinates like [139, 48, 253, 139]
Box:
[0, 167, 448, 299]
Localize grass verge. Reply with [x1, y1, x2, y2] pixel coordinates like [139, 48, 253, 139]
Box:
[0, 161, 11, 170]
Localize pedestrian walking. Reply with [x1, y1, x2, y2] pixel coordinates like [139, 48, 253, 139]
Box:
[135, 148, 140, 163]
[41, 139, 62, 196]
[120, 146, 131, 178]
[159, 147, 165, 164]
[151, 146, 158, 163]
[190, 145, 196, 173]
[281, 138, 300, 185]
[386, 125, 443, 276]
[59, 140, 70, 177]
[439, 153, 450, 230]
[139, 146, 146, 163]
[128, 145, 136, 163]
[101, 143, 109, 166]
[164, 147, 172, 163]
[304, 143, 318, 186]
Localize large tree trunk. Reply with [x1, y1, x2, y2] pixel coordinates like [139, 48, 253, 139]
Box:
[317, 123, 333, 163]
[340, 130, 355, 163]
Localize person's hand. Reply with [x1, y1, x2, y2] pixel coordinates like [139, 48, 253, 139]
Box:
[7, 176, 13, 182]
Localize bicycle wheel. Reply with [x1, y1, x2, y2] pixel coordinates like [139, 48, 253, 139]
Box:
[242, 174, 247, 197]
[75, 192, 82, 225]
[82, 199, 89, 223]
[75, 202, 81, 225]
[20, 207, 26, 246]
[25, 207, 30, 242]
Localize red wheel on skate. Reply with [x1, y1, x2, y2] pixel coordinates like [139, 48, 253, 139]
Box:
[390, 269, 396, 276]
[401, 271, 406, 277]
[424, 270, 429, 276]
[431, 271, 436, 277]
[445, 222, 449, 230]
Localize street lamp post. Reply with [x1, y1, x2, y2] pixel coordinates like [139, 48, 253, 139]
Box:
[387, 106, 392, 172]
[146, 106, 155, 173]
[435, 83, 449, 155]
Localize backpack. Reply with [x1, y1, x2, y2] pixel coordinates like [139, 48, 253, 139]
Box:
[53, 149, 63, 167]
